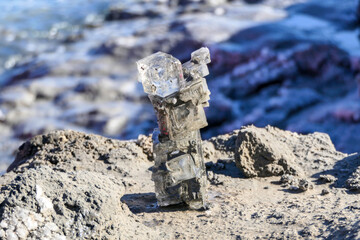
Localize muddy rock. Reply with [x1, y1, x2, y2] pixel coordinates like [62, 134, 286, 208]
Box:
[321, 189, 330, 195]
[235, 125, 346, 177]
[235, 125, 300, 177]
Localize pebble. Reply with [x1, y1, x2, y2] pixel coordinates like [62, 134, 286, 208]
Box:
[321, 189, 330, 195]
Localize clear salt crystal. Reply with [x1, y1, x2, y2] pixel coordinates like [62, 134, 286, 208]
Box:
[137, 51, 185, 98]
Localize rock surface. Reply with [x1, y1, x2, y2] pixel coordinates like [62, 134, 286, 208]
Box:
[235, 125, 346, 177]
[1, 127, 360, 239]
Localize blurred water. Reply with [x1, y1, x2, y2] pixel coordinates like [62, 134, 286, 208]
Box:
[0, 0, 117, 83]
[1, 0, 360, 175]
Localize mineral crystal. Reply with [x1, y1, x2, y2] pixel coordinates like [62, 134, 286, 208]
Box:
[137, 52, 185, 98]
[137, 47, 211, 210]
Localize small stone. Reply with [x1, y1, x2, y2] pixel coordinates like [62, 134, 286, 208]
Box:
[289, 185, 299, 191]
[321, 189, 330, 195]
[319, 174, 337, 183]
[16, 208, 28, 220]
[298, 179, 313, 191]
[0, 87, 35, 107]
[136, 134, 153, 161]
[33, 212, 45, 223]
[300, 225, 319, 237]
[280, 174, 313, 191]
[207, 171, 222, 186]
[280, 174, 295, 184]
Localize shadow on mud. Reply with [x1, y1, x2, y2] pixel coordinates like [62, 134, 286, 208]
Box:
[312, 153, 360, 191]
[205, 159, 245, 179]
[121, 192, 190, 214]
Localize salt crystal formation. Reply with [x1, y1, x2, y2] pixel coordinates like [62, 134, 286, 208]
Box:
[137, 47, 211, 209]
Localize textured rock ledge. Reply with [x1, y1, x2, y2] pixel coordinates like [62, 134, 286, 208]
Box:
[1, 126, 360, 239]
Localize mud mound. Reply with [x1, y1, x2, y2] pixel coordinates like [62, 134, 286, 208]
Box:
[0, 166, 154, 239]
[7, 130, 149, 176]
[235, 125, 347, 177]
[0, 130, 155, 239]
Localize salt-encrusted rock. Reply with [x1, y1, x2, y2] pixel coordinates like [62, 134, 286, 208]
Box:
[235, 125, 346, 178]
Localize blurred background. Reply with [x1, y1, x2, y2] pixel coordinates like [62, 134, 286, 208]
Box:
[0, 0, 360, 173]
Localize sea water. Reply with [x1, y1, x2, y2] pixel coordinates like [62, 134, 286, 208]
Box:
[0, 0, 117, 86]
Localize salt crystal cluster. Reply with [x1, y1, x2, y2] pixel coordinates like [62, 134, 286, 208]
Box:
[137, 52, 184, 98]
[137, 47, 211, 210]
